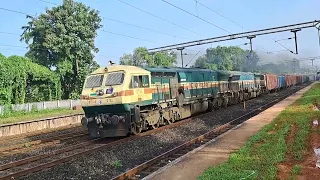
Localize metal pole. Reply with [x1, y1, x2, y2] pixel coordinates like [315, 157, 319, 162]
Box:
[177, 47, 185, 67]
[291, 29, 301, 54]
[317, 26, 320, 51]
[247, 36, 256, 52]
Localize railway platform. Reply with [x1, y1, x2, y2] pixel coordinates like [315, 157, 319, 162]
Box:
[146, 84, 313, 180]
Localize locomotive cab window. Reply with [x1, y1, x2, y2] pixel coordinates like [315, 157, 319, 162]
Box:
[105, 71, 124, 86]
[130, 75, 150, 88]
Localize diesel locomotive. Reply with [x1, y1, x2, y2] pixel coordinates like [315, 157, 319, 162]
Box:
[80, 65, 314, 138]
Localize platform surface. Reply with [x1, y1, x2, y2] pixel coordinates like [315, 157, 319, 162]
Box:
[148, 85, 313, 180]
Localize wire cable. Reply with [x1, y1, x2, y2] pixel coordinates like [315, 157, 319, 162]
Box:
[194, 0, 295, 57]
[116, 0, 204, 37]
[100, 30, 162, 45]
[0, 7, 31, 16]
[38, 0, 58, 6]
[162, 0, 230, 34]
[102, 17, 191, 40]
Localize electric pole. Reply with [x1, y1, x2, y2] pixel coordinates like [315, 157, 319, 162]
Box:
[291, 29, 301, 54]
[177, 47, 185, 68]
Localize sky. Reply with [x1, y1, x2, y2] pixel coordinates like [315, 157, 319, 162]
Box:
[0, 0, 320, 69]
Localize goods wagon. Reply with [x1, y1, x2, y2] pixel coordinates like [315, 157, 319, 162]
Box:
[277, 75, 286, 89]
[285, 75, 296, 87]
[296, 75, 302, 84]
[265, 73, 278, 91]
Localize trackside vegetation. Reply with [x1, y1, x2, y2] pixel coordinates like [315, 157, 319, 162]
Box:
[0, 108, 83, 125]
[198, 83, 320, 180]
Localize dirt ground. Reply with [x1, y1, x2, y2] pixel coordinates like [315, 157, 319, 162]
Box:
[277, 119, 320, 180]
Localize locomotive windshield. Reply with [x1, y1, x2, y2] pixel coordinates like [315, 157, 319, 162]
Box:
[85, 75, 104, 88]
[105, 71, 125, 86]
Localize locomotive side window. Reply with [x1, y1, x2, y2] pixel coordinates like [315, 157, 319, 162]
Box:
[130, 75, 150, 88]
[142, 75, 150, 87]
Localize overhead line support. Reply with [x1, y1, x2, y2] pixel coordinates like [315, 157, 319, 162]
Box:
[177, 47, 185, 68]
[291, 29, 301, 54]
[247, 35, 256, 52]
[147, 20, 320, 53]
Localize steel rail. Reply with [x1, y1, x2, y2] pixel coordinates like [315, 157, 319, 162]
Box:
[0, 131, 88, 153]
[0, 117, 192, 180]
[111, 86, 305, 180]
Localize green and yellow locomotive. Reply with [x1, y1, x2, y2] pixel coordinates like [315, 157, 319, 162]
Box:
[80, 65, 259, 138]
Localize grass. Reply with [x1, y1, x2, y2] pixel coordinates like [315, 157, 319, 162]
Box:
[110, 160, 123, 168]
[290, 165, 301, 175]
[0, 108, 84, 125]
[198, 83, 320, 180]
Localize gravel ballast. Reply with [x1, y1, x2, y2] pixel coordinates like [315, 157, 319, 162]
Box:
[17, 85, 305, 180]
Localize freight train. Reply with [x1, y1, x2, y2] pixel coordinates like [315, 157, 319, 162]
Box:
[80, 65, 316, 138]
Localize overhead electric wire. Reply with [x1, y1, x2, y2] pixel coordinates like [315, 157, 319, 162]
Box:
[0, 7, 31, 16]
[102, 17, 191, 40]
[116, 0, 204, 37]
[0, 31, 20, 36]
[100, 30, 162, 45]
[38, 0, 58, 6]
[0, 44, 27, 49]
[193, 0, 244, 30]
[193, 0, 295, 57]
[185, 51, 200, 67]
[162, 0, 230, 34]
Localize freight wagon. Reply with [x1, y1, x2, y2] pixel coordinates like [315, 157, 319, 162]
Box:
[277, 75, 286, 89]
[264, 73, 278, 92]
[80, 65, 308, 138]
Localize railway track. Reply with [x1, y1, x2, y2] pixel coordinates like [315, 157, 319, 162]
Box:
[0, 131, 89, 157]
[0, 124, 84, 145]
[111, 87, 305, 180]
[0, 84, 308, 180]
[0, 116, 193, 180]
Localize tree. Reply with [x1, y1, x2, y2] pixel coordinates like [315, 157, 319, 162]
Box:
[0, 54, 61, 105]
[193, 46, 256, 71]
[242, 50, 260, 72]
[21, 0, 102, 99]
[119, 47, 176, 67]
[153, 51, 177, 66]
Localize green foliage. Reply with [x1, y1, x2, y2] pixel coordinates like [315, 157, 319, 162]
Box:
[21, 0, 102, 99]
[199, 83, 320, 180]
[193, 46, 259, 71]
[291, 165, 301, 175]
[256, 59, 301, 74]
[0, 107, 83, 125]
[0, 54, 60, 105]
[110, 160, 123, 168]
[120, 47, 176, 67]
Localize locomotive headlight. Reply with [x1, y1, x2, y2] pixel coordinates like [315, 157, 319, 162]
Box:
[111, 115, 119, 125]
[81, 117, 89, 127]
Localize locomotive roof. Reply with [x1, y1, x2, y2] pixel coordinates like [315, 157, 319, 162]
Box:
[143, 66, 215, 73]
[90, 65, 150, 75]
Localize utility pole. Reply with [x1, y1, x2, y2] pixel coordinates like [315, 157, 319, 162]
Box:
[177, 47, 185, 68]
[291, 29, 301, 54]
[311, 59, 315, 68]
[247, 36, 256, 52]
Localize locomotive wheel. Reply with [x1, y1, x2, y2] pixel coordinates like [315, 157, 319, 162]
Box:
[152, 121, 160, 129]
[167, 118, 175, 124]
[131, 122, 142, 135]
